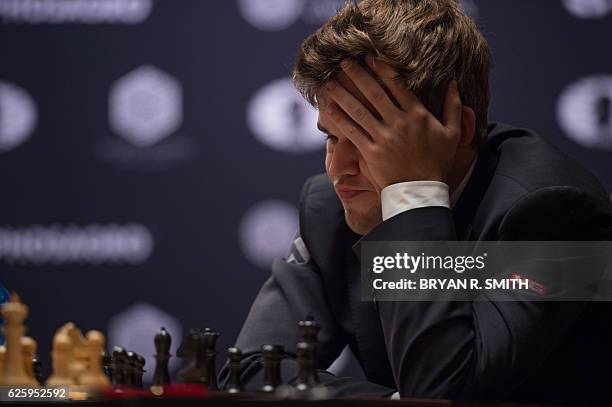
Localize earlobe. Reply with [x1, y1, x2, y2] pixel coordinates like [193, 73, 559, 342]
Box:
[460, 106, 476, 146]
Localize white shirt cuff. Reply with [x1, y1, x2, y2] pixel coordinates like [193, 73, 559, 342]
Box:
[381, 181, 450, 221]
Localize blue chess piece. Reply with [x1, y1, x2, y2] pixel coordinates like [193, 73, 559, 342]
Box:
[0, 282, 8, 345]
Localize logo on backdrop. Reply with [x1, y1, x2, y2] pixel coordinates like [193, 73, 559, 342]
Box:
[0, 223, 154, 265]
[247, 77, 325, 153]
[0, 0, 152, 24]
[562, 0, 612, 18]
[108, 303, 182, 382]
[100, 65, 195, 168]
[109, 65, 183, 148]
[238, 200, 299, 269]
[557, 75, 612, 150]
[237, 0, 477, 30]
[0, 81, 37, 153]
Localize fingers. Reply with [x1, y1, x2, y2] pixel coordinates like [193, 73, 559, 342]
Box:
[442, 80, 462, 137]
[340, 59, 400, 122]
[364, 54, 422, 112]
[323, 100, 373, 153]
[325, 80, 385, 142]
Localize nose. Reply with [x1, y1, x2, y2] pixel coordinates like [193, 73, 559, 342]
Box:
[327, 138, 360, 177]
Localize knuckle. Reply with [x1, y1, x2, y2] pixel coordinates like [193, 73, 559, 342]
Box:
[412, 108, 428, 121]
[352, 107, 367, 121]
[346, 125, 360, 138]
[370, 89, 386, 103]
[391, 117, 410, 133]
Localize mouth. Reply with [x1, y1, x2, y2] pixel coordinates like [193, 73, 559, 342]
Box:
[335, 186, 369, 201]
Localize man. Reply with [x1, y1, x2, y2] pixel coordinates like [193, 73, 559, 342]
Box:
[222, 0, 612, 403]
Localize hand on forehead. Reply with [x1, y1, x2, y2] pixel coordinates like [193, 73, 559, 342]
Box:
[317, 57, 399, 123]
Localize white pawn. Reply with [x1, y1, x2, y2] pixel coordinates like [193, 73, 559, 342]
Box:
[20, 336, 39, 386]
[79, 330, 110, 388]
[0, 293, 34, 386]
[47, 334, 76, 386]
[0, 346, 5, 375]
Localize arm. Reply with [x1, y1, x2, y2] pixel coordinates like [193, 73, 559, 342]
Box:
[219, 235, 396, 397]
[361, 188, 612, 399]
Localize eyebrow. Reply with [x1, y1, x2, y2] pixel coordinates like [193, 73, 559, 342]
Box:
[317, 122, 330, 134]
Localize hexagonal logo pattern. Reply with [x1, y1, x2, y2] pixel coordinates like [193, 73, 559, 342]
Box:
[0, 81, 37, 153]
[107, 302, 183, 382]
[109, 65, 183, 148]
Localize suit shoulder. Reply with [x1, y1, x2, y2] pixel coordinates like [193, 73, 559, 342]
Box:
[488, 123, 608, 199]
[499, 186, 612, 240]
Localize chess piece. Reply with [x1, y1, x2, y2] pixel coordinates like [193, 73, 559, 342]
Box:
[112, 346, 128, 385]
[226, 347, 243, 394]
[177, 328, 205, 384]
[102, 351, 113, 381]
[32, 357, 43, 386]
[79, 330, 110, 388]
[55, 322, 87, 381]
[47, 334, 76, 386]
[126, 351, 137, 387]
[0, 346, 5, 376]
[152, 327, 171, 391]
[20, 336, 39, 386]
[295, 341, 320, 391]
[202, 329, 219, 390]
[0, 293, 37, 386]
[298, 316, 320, 352]
[260, 344, 283, 393]
[136, 354, 146, 388]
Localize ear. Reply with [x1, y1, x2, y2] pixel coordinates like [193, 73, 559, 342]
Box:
[459, 106, 476, 146]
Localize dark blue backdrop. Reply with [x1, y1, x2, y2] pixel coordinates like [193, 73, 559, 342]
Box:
[1, 0, 611, 382]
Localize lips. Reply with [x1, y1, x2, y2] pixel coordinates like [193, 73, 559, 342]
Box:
[335, 186, 368, 200]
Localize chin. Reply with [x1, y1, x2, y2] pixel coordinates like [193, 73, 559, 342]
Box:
[343, 205, 382, 236]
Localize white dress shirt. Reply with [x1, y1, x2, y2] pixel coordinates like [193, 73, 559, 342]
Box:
[381, 159, 477, 222]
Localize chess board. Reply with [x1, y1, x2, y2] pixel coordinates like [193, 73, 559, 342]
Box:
[0, 293, 560, 406]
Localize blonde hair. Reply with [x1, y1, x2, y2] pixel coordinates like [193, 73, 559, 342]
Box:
[293, 0, 492, 147]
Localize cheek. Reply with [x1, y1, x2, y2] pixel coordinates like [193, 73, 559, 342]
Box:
[359, 160, 380, 193]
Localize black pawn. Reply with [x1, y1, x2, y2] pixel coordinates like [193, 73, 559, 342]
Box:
[226, 347, 243, 394]
[295, 341, 319, 391]
[102, 351, 114, 381]
[260, 344, 283, 393]
[202, 329, 219, 390]
[298, 316, 320, 348]
[152, 327, 172, 387]
[136, 354, 146, 388]
[126, 351, 138, 387]
[32, 357, 43, 386]
[112, 347, 128, 385]
[298, 316, 320, 366]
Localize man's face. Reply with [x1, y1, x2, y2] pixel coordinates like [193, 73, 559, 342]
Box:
[317, 72, 382, 236]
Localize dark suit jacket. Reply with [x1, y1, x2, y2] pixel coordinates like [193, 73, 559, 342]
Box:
[221, 123, 612, 404]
